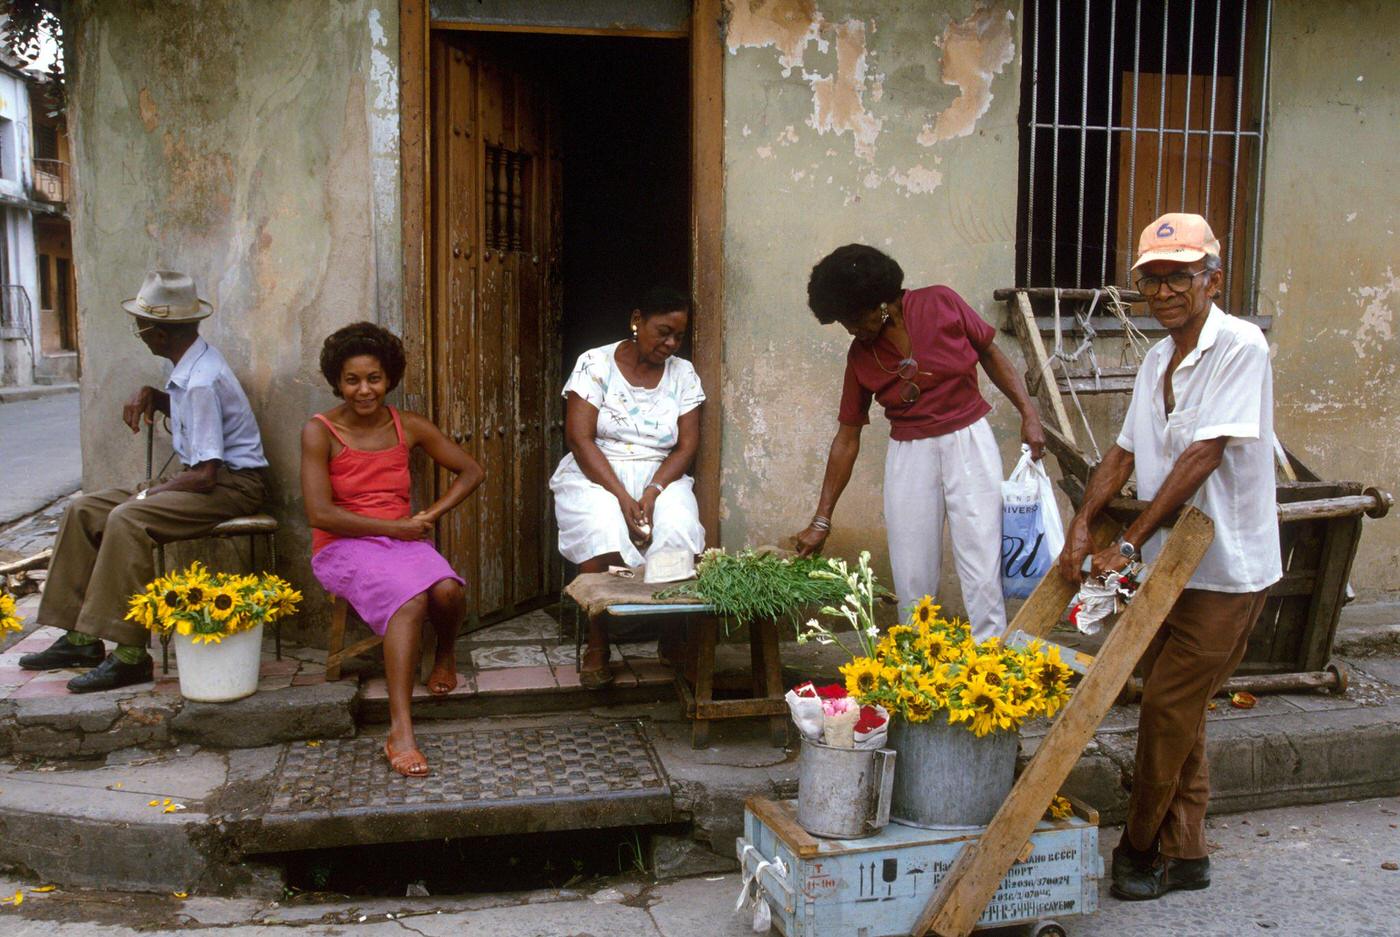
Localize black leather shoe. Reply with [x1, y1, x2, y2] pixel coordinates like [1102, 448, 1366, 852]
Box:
[19, 634, 106, 670]
[1111, 855, 1211, 901]
[1110, 840, 1157, 883]
[66, 654, 153, 693]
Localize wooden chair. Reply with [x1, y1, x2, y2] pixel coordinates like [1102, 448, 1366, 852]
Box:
[324, 594, 438, 682]
[146, 424, 281, 673]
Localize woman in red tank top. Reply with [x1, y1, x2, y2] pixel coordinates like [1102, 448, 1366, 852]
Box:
[302, 323, 484, 777]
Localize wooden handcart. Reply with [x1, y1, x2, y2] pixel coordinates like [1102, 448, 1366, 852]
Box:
[999, 286, 1393, 690]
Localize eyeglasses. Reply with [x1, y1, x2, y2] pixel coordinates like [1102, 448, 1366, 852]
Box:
[1135, 269, 1211, 297]
[130, 319, 157, 338]
[873, 352, 932, 405]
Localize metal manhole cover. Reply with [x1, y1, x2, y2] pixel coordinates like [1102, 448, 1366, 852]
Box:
[246, 722, 673, 852]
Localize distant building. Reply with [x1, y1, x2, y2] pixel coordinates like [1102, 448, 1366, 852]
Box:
[0, 53, 75, 389]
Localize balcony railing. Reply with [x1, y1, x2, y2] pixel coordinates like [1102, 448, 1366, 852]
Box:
[31, 158, 69, 205]
[0, 284, 32, 345]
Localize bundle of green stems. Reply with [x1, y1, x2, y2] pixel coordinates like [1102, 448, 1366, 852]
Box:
[659, 549, 851, 630]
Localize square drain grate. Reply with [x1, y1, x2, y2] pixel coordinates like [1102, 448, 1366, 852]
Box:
[247, 722, 673, 852]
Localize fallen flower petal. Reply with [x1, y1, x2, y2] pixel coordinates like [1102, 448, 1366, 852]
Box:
[29, 886, 55, 894]
[172, 891, 188, 899]
[4, 891, 22, 907]
[148, 800, 160, 807]
[1230, 691, 1257, 710]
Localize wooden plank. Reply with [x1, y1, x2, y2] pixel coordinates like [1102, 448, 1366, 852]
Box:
[1300, 515, 1363, 671]
[324, 596, 350, 681]
[1000, 514, 1119, 642]
[1043, 423, 1091, 484]
[746, 796, 822, 858]
[994, 287, 1147, 304]
[400, 0, 429, 420]
[693, 698, 789, 719]
[691, 617, 718, 748]
[1006, 292, 1076, 447]
[324, 634, 385, 671]
[690, 0, 724, 549]
[758, 619, 788, 746]
[922, 508, 1214, 937]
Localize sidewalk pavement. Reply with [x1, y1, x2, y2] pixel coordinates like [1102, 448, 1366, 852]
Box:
[0, 388, 81, 526]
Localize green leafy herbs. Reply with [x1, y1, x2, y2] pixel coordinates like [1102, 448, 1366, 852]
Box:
[658, 550, 854, 629]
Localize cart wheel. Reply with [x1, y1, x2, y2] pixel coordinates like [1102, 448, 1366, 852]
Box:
[1032, 922, 1067, 937]
[1325, 660, 1350, 696]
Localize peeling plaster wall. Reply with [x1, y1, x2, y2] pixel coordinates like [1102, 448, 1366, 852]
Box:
[721, 0, 1023, 616]
[1257, 0, 1400, 600]
[66, 0, 401, 628]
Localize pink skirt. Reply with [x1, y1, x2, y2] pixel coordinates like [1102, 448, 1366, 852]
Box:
[311, 536, 465, 635]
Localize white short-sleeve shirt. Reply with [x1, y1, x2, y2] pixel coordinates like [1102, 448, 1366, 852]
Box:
[1117, 306, 1282, 593]
[164, 338, 269, 471]
[562, 341, 705, 462]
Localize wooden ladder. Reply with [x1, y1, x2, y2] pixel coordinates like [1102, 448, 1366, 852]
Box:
[912, 506, 1215, 937]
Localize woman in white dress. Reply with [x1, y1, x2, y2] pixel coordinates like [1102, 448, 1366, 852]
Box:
[550, 287, 706, 687]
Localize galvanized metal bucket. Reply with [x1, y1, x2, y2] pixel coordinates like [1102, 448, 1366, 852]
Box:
[888, 717, 1017, 828]
[796, 739, 896, 839]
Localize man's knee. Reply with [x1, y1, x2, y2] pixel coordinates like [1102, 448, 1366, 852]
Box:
[105, 501, 154, 541]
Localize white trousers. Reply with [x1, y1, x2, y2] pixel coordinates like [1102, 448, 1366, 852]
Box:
[883, 417, 1007, 642]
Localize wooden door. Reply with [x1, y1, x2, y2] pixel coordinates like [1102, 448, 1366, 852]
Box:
[429, 34, 562, 626]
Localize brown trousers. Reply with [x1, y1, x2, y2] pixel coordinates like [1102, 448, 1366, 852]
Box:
[37, 466, 267, 647]
[1125, 586, 1269, 860]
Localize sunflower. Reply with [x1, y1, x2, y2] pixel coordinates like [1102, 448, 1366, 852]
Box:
[902, 690, 936, 723]
[207, 585, 240, 622]
[963, 651, 1009, 690]
[124, 593, 157, 631]
[1045, 795, 1073, 821]
[840, 657, 882, 700]
[914, 627, 956, 663]
[910, 596, 940, 631]
[0, 592, 21, 634]
[950, 673, 1022, 737]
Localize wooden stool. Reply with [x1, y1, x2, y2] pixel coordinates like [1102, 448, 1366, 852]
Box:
[675, 616, 788, 750]
[324, 595, 437, 682]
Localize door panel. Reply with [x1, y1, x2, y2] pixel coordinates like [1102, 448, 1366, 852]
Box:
[430, 33, 559, 624]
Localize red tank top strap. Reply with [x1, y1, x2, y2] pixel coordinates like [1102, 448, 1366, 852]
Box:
[313, 413, 351, 448]
[388, 406, 406, 446]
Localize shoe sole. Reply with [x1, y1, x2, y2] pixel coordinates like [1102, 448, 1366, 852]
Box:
[1110, 880, 1210, 901]
[18, 659, 100, 671]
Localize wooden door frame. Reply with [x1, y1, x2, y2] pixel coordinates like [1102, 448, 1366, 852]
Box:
[400, 0, 725, 549]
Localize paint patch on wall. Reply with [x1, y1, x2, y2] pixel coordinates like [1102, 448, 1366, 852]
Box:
[726, 0, 826, 74]
[138, 87, 159, 131]
[922, 4, 1016, 144]
[1352, 267, 1397, 359]
[806, 19, 883, 160]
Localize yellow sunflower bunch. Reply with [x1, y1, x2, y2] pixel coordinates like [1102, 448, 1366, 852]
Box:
[839, 596, 1076, 738]
[125, 562, 302, 645]
[1, 590, 23, 634]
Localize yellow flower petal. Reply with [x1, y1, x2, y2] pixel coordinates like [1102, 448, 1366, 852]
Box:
[172, 891, 188, 899]
[148, 800, 161, 807]
[30, 885, 55, 893]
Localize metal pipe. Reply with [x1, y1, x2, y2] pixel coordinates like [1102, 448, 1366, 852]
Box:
[1202, 0, 1223, 214]
[1099, 0, 1119, 286]
[1248, 0, 1274, 314]
[1076, 0, 1092, 285]
[1125, 0, 1143, 284]
[1123, 662, 1349, 703]
[1225, 0, 1250, 306]
[1030, 122, 1260, 136]
[1153, 0, 1170, 221]
[1180, 0, 1197, 208]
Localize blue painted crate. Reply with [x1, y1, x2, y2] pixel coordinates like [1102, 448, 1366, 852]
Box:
[738, 798, 1101, 936]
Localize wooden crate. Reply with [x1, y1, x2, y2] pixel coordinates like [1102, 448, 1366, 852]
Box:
[739, 798, 1100, 936]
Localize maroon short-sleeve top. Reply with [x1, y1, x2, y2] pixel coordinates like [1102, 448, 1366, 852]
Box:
[837, 285, 996, 440]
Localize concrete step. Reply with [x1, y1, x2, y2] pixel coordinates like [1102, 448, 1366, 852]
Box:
[4, 663, 1400, 897]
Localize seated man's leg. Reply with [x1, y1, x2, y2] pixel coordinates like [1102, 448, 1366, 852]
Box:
[66, 468, 265, 693]
[22, 487, 133, 671]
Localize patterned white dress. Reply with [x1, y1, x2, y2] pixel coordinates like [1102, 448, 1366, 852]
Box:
[549, 341, 706, 566]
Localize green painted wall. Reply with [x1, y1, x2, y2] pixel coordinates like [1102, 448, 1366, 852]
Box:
[719, 0, 1025, 616]
[66, 0, 401, 629]
[1257, 0, 1400, 600]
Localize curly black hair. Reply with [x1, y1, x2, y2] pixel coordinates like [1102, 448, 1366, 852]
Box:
[637, 285, 690, 318]
[806, 244, 905, 326]
[319, 321, 407, 396]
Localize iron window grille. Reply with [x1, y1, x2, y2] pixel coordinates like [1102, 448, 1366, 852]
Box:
[485, 144, 531, 253]
[1016, 0, 1272, 315]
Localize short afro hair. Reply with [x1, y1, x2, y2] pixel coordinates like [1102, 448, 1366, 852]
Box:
[319, 322, 407, 397]
[636, 285, 691, 318]
[807, 244, 905, 326]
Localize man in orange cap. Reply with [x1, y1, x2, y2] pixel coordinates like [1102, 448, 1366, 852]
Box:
[1059, 213, 1282, 900]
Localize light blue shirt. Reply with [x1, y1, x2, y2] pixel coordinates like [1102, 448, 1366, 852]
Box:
[164, 338, 268, 471]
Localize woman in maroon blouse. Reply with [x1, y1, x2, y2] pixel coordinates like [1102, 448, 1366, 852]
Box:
[792, 245, 1045, 641]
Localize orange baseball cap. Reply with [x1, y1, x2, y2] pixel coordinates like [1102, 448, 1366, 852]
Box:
[1132, 213, 1221, 269]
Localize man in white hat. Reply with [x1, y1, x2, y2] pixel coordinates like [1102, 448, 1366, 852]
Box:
[19, 271, 270, 692]
[1059, 214, 1281, 900]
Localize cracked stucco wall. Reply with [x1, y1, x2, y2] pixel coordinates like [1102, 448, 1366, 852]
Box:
[66, 0, 401, 626]
[1257, 0, 1400, 600]
[720, 0, 1023, 615]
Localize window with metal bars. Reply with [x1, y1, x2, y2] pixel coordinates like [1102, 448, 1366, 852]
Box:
[1016, 0, 1272, 315]
[485, 144, 531, 253]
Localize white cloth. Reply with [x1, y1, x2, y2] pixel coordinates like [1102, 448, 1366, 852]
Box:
[561, 341, 705, 462]
[550, 457, 704, 567]
[883, 417, 1007, 642]
[1117, 305, 1282, 592]
[163, 338, 268, 470]
[551, 342, 706, 567]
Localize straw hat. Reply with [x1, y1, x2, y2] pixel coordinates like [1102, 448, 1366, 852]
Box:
[121, 270, 213, 322]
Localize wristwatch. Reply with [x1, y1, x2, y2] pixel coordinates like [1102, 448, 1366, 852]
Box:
[1118, 539, 1138, 560]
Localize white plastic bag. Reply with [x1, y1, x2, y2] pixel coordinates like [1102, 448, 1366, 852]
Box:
[1001, 445, 1066, 599]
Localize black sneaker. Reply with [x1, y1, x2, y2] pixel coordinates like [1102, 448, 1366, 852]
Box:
[19, 634, 106, 670]
[66, 654, 154, 693]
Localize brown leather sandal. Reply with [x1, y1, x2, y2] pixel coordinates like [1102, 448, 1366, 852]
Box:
[384, 742, 430, 777]
[427, 659, 458, 696]
[578, 645, 615, 689]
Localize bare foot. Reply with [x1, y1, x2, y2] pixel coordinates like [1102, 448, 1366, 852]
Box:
[427, 650, 458, 696]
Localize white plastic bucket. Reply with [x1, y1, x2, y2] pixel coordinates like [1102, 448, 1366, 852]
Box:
[173, 623, 264, 702]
